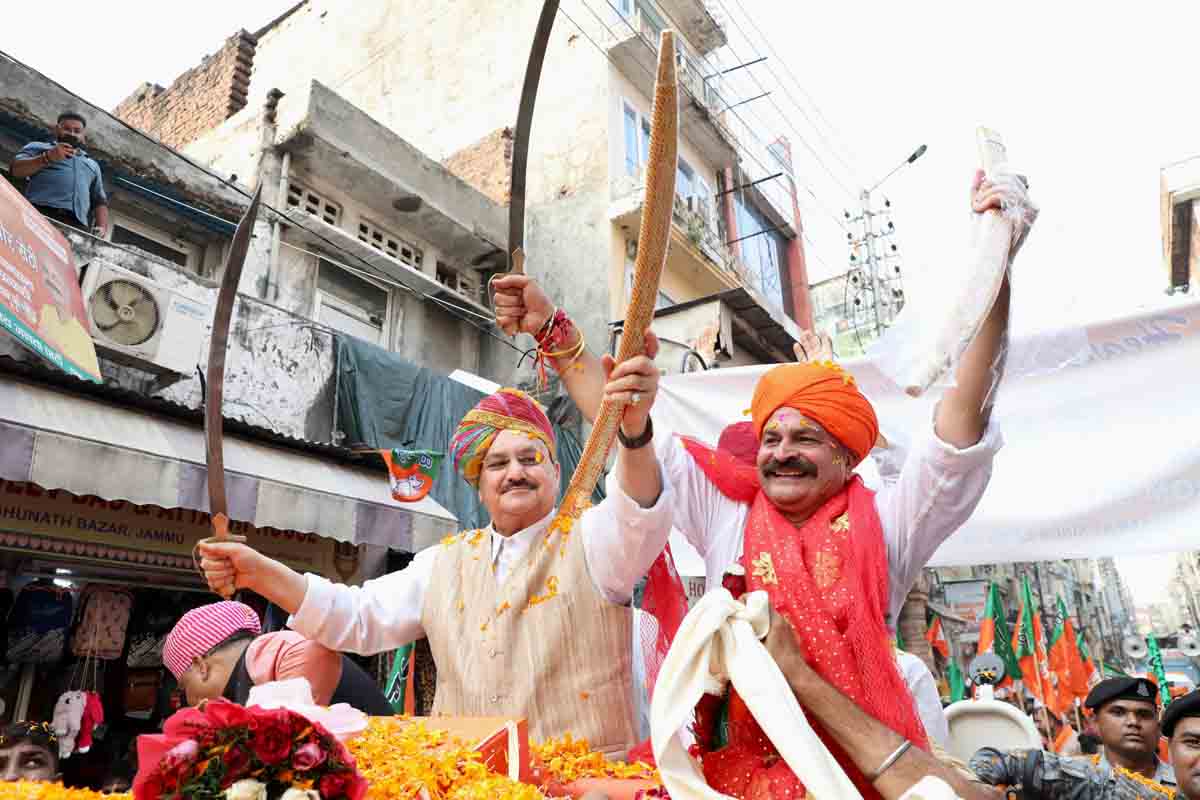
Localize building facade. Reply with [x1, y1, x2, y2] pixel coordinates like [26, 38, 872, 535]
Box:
[111, 0, 814, 388]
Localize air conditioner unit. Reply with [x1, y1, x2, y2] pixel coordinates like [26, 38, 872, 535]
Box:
[80, 260, 210, 375]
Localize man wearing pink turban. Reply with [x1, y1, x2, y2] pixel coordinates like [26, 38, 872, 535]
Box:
[199, 359, 673, 755]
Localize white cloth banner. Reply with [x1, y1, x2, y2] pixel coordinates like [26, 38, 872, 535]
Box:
[654, 299, 1200, 568]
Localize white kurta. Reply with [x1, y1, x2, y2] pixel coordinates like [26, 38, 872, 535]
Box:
[655, 422, 1003, 627]
[897, 650, 951, 746]
[289, 466, 675, 654]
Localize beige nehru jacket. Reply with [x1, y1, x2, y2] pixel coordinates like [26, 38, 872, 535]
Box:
[422, 520, 638, 755]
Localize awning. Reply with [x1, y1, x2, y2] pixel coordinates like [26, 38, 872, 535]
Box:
[0, 376, 457, 551]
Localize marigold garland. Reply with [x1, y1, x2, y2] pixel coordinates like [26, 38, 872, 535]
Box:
[531, 733, 660, 784]
[346, 717, 544, 800]
[1088, 754, 1177, 798]
[0, 727, 660, 800]
[0, 784, 130, 800]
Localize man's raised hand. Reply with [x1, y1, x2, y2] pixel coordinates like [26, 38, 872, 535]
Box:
[492, 274, 555, 338]
[793, 329, 834, 363]
[197, 540, 265, 598]
[602, 328, 660, 439]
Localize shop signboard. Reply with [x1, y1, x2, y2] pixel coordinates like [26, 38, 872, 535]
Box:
[0, 480, 339, 579]
[0, 178, 101, 382]
[943, 579, 990, 626]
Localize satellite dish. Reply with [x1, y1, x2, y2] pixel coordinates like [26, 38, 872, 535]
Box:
[1124, 635, 1149, 661]
[969, 653, 1006, 687]
[1180, 635, 1200, 658]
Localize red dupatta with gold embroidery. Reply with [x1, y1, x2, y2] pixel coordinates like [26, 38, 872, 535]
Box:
[679, 436, 928, 800]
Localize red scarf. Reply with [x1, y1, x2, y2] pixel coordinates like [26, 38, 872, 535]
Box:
[632, 436, 927, 799]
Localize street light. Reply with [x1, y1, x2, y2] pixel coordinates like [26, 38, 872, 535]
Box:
[867, 144, 929, 194]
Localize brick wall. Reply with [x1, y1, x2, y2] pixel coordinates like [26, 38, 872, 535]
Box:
[442, 127, 513, 206]
[113, 31, 257, 151]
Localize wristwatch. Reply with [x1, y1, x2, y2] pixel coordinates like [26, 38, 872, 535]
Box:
[617, 416, 654, 450]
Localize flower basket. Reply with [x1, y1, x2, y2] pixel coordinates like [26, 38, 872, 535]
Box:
[131, 699, 367, 800]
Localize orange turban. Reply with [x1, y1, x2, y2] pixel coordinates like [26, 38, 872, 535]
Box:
[750, 362, 879, 465]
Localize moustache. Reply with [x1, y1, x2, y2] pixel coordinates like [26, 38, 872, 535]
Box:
[501, 479, 538, 493]
[762, 457, 819, 478]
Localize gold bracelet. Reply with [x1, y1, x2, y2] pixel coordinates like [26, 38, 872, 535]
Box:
[558, 334, 587, 371]
[541, 329, 585, 361]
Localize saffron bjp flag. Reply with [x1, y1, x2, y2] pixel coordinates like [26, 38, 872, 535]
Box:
[978, 582, 1021, 686]
[1049, 595, 1090, 706]
[926, 615, 949, 659]
[1013, 577, 1063, 713]
[1077, 630, 1100, 686]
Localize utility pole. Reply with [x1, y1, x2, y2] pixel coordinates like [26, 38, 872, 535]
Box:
[843, 145, 927, 346]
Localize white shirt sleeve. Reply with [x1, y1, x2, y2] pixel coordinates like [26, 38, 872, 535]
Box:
[878, 420, 1004, 622]
[898, 651, 950, 747]
[655, 434, 745, 560]
[583, 461, 676, 605]
[286, 544, 438, 654]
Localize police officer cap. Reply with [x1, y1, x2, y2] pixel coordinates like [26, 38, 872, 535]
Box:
[1084, 677, 1159, 711]
[1162, 689, 1200, 737]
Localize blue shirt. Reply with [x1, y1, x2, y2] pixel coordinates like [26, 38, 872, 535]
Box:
[14, 142, 108, 226]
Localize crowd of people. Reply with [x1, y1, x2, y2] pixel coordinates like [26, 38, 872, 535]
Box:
[0, 152, 1191, 799]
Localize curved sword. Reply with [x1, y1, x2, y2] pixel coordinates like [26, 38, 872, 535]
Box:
[504, 0, 560, 280]
[202, 186, 262, 580]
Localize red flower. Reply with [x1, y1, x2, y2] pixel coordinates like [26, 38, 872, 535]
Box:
[204, 698, 253, 729]
[249, 708, 293, 765]
[222, 746, 251, 785]
[291, 741, 326, 772]
[319, 771, 350, 798]
[289, 710, 312, 737]
[345, 772, 369, 800]
[163, 707, 213, 742]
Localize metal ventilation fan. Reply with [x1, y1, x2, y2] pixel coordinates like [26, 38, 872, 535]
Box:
[89, 279, 161, 346]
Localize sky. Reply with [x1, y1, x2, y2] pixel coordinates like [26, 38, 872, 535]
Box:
[4, 0, 1195, 603]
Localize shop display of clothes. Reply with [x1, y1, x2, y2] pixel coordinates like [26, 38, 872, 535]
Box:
[7, 580, 73, 663]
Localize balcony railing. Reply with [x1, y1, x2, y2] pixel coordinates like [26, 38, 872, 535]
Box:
[608, 4, 740, 156]
[611, 171, 736, 276]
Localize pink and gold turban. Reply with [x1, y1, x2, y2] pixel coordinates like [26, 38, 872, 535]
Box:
[450, 388, 556, 486]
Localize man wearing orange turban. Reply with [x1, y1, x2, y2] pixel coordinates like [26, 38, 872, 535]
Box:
[494, 171, 1026, 798]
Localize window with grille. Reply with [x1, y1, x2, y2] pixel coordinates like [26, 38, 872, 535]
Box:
[435, 261, 481, 303]
[316, 259, 389, 345]
[357, 219, 423, 270]
[285, 183, 342, 226]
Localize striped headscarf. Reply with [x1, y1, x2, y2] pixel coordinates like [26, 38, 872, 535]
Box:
[162, 601, 262, 679]
[450, 388, 556, 487]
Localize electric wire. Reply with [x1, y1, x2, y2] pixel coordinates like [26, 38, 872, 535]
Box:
[0, 47, 524, 355]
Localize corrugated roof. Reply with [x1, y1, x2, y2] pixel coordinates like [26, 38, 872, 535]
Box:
[0, 352, 381, 471]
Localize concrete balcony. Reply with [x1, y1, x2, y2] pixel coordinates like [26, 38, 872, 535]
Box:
[610, 284, 803, 373]
[276, 81, 506, 271]
[657, 0, 727, 55]
[609, 171, 739, 287]
[607, 10, 739, 170]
